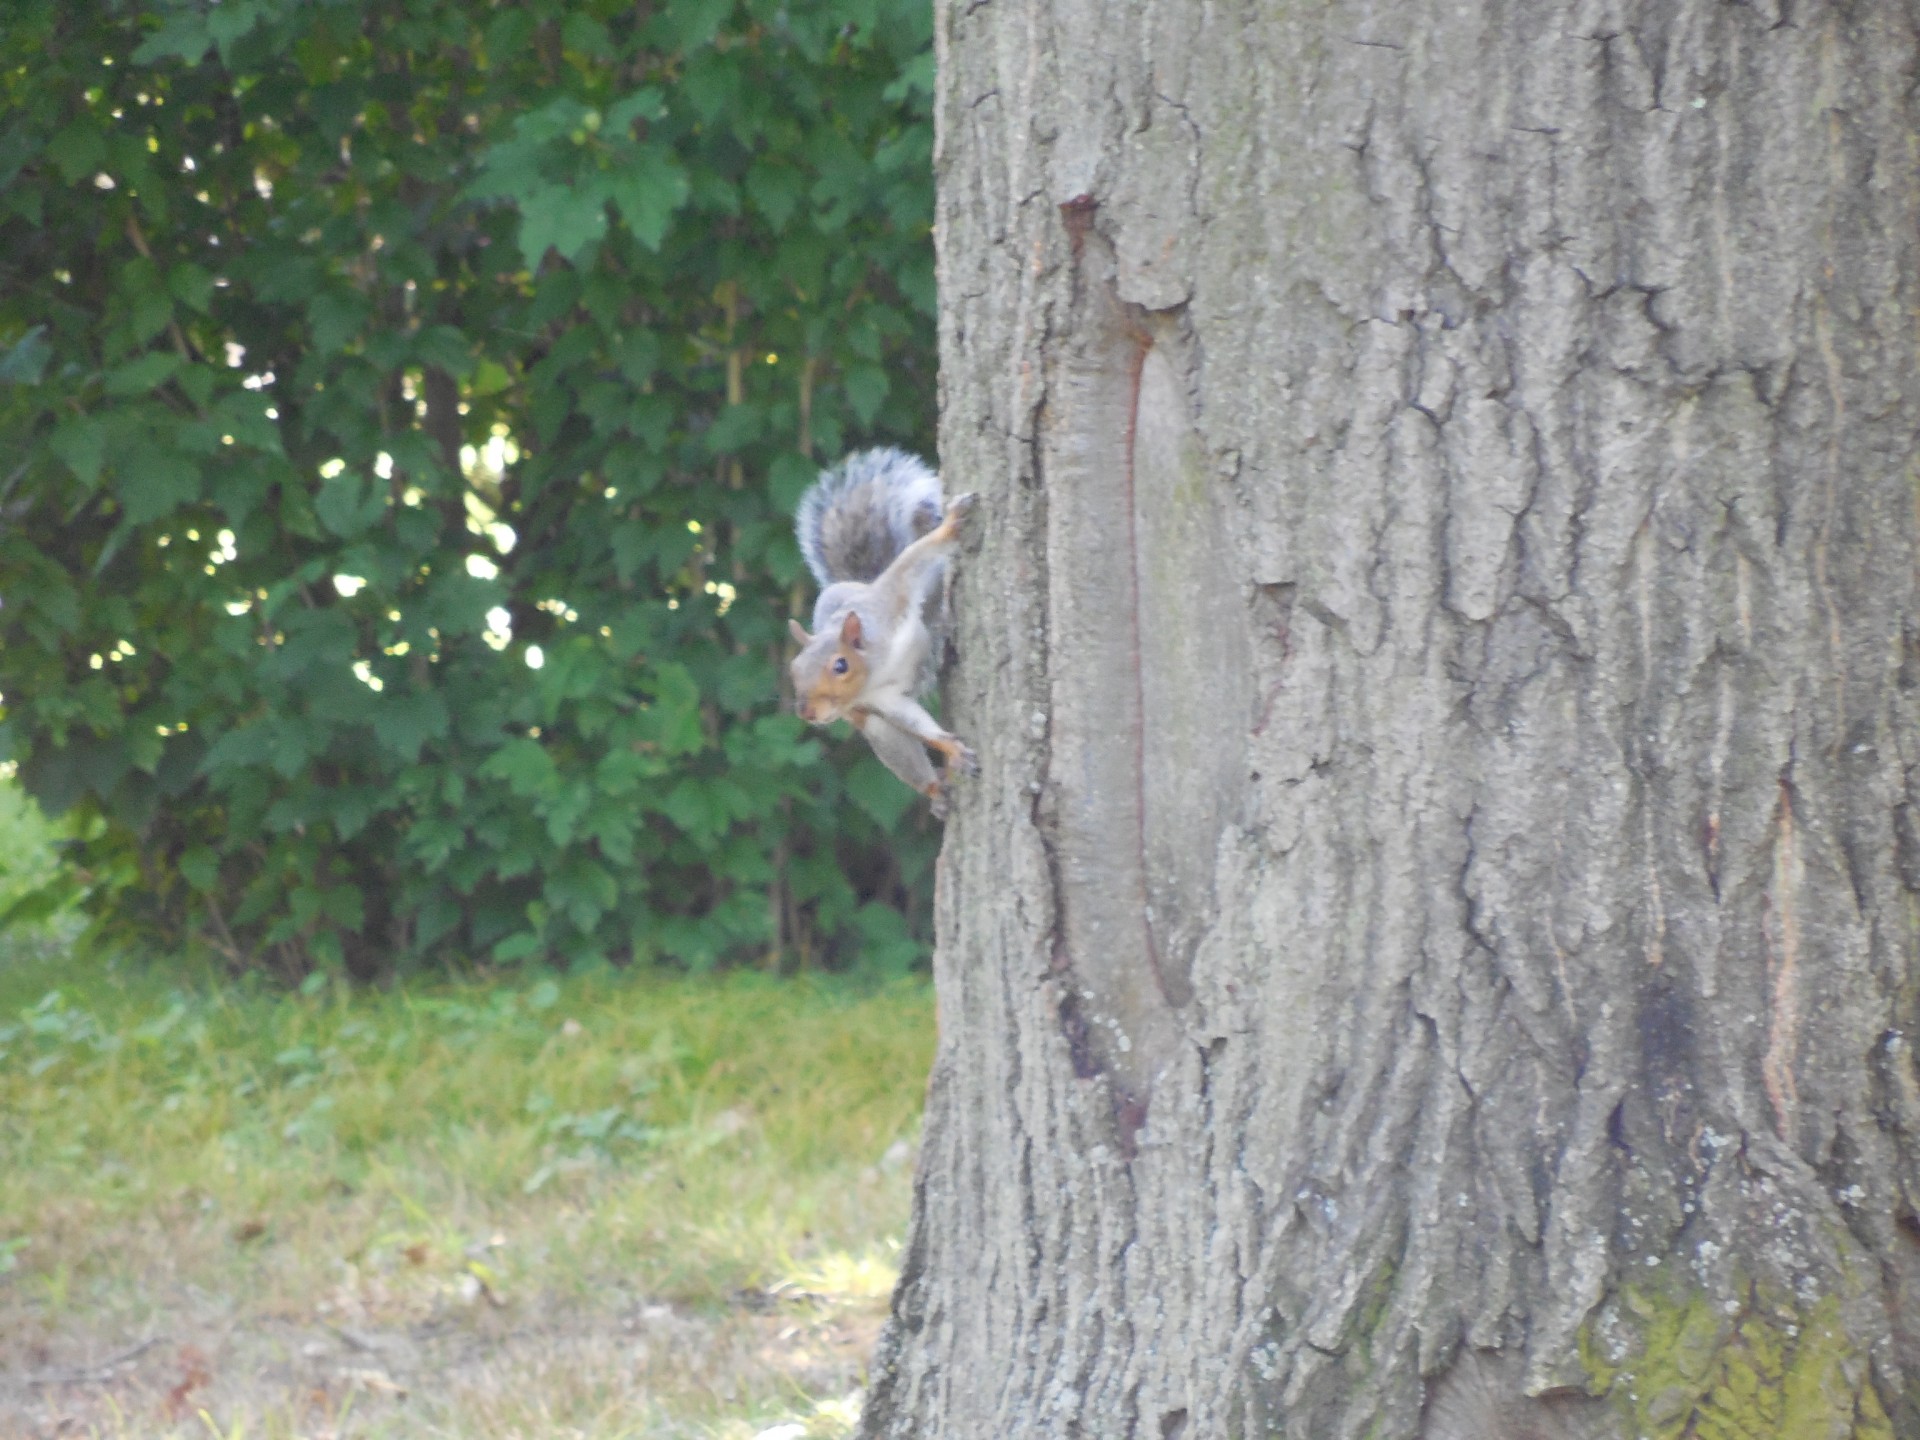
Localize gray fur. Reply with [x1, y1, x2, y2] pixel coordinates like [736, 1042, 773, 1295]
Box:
[794, 448, 942, 587]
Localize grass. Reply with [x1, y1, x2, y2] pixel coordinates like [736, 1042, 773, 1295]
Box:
[0, 781, 936, 1439]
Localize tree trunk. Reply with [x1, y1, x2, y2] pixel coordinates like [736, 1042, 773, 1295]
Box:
[864, 3, 1920, 1437]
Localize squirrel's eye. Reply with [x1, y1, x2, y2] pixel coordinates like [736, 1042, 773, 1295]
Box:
[832, 657, 849, 675]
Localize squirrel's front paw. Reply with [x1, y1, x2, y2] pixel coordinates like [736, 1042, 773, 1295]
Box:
[925, 781, 950, 820]
[947, 742, 979, 779]
[942, 492, 978, 533]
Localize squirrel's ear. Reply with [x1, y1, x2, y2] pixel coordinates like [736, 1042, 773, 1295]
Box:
[788, 618, 811, 647]
[840, 611, 864, 648]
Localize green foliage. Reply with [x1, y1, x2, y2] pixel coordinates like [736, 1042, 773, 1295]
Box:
[0, 0, 939, 976]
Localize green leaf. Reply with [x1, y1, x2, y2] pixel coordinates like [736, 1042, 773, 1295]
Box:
[846, 752, 916, 828]
[0, 326, 51, 385]
[546, 854, 618, 929]
[48, 417, 107, 485]
[131, 14, 214, 64]
[103, 352, 182, 397]
[843, 363, 889, 425]
[655, 0, 734, 51]
[560, 13, 614, 59]
[411, 325, 472, 376]
[479, 737, 558, 796]
[470, 360, 513, 397]
[703, 402, 763, 455]
[492, 932, 542, 963]
[45, 124, 105, 184]
[371, 690, 450, 763]
[167, 263, 215, 314]
[606, 146, 690, 251]
[178, 846, 219, 892]
[884, 49, 936, 101]
[662, 778, 721, 838]
[206, 0, 265, 64]
[115, 451, 199, 525]
[314, 471, 384, 538]
[603, 88, 666, 134]
[745, 159, 804, 231]
[519, 181, 611, 266]
[307, 290, 369, 356]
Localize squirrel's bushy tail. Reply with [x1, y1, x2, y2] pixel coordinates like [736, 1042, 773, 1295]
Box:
[794, 447, 941, 588]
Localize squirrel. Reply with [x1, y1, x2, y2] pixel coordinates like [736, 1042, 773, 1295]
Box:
[788, 447, 979, 817]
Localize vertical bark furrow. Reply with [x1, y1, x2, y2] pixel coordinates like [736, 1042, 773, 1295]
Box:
[866, 2, 1920, 1437]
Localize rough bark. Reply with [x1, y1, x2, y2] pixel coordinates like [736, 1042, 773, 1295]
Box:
[865, 3, 1920, 1438]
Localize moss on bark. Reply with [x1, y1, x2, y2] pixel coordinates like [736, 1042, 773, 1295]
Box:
[1581, 1286, 1893, 1440]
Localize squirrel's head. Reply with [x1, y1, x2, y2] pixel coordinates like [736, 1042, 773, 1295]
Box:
[788, 611, 869, 724]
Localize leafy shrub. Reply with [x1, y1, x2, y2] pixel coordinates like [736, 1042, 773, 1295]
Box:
[0, 0, 939, 977]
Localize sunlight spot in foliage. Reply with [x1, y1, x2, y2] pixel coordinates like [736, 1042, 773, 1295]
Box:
[374, 451, 394, 480]
[318, 458, 345, 479]
[466, 554, 499, 581]
[351, 660, 383, 692]
[463, 489, 516, 553]
[525, 645, 544, 670]
[333, 574, 366, 598]
[463, 430, 519, 479]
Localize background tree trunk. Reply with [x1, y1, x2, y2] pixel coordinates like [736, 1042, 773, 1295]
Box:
[863, 2, 1920, 1437]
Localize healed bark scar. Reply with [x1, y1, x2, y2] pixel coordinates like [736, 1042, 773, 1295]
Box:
[1038, 240, 1251, 1115]
[1121, 332, 1177, 1009]
[1762, 777, 1803, 1140]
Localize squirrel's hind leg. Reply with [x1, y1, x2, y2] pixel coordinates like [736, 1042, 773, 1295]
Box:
[867, 695, 977, 781]
[852, 709, 950, 816]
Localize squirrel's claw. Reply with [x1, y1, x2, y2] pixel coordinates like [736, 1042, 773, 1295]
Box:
[940, 492, 978, 536]
[947, 742, 979, 779]
[925, 781, 950, 820]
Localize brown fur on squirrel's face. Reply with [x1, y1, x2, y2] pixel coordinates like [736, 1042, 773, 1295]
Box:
[789, 611, 870, 724]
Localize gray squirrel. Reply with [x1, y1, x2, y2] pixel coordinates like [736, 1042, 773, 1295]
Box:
[788, 447, 979, 818]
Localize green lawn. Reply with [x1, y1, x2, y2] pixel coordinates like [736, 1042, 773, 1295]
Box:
[0, 783, 935, 1438]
